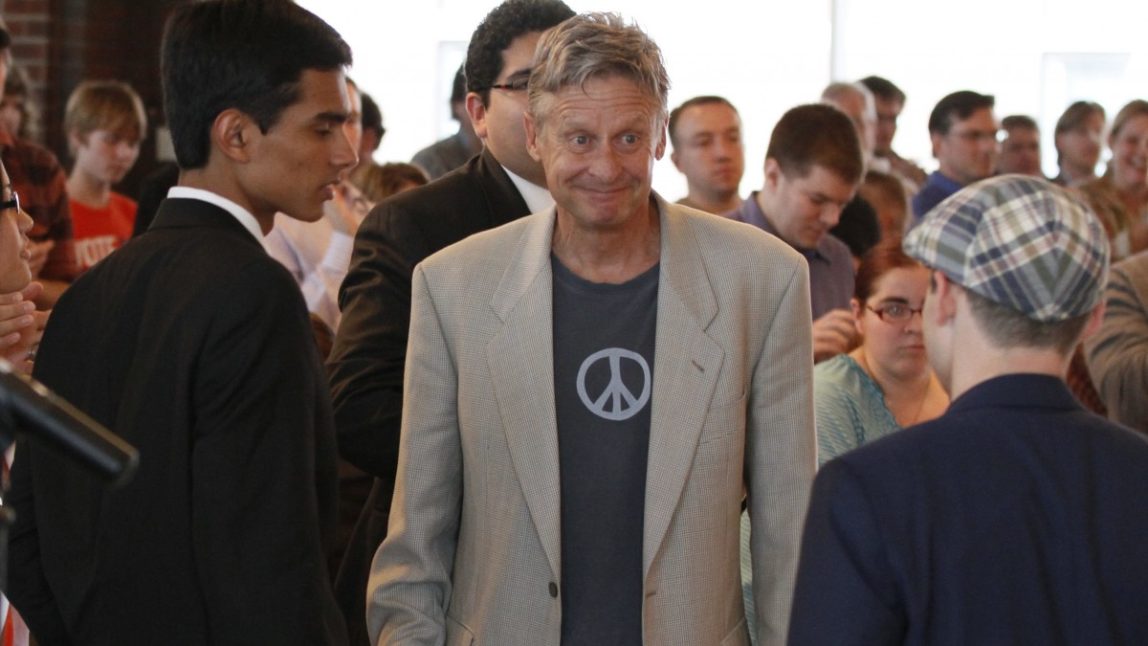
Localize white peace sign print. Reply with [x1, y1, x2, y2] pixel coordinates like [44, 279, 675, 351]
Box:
[576, 347, 652, 421]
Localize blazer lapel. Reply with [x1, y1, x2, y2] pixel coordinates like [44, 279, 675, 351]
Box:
[643, 198, 724, 576]
[486, 209, 564, 580]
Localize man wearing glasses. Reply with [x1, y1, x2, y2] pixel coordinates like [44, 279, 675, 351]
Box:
[326, 1, 574, 643]
[911, 90, 998, 222]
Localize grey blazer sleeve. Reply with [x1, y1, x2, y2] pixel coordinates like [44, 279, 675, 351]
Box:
[747, 256, 818, 646]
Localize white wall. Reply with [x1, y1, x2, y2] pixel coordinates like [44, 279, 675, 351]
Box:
[300, 0, 1147, 194]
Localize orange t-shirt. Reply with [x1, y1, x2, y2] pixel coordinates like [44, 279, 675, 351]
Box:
[69, 191, 137, 272]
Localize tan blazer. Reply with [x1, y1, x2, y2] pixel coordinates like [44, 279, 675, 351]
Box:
[368, 198, 816, 646]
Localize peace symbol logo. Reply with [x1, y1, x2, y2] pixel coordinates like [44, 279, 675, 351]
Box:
[576, 348, 651, 421]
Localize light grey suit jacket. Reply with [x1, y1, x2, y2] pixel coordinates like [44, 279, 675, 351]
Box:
[368, 198, 816, 646]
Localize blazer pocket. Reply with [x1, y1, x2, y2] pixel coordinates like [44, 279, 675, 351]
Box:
[700, 391, 748, 446]
[720, 616, 750, 646]
[446, 614, 476, 646]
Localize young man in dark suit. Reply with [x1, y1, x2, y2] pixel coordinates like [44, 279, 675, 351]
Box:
[326, 1, 574, 642]
[6, 1, 356, 643]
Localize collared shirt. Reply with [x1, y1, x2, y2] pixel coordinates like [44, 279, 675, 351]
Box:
[263, 186, 369, 331]
[911, 171, 964, 223]
[727, 191, 854, 319]
[0, 125, 77, 282]
[504, 165, 555, 214]
[166, 186, 263, 241]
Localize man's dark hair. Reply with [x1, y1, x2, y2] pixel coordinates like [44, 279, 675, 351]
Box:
[668, 95, 738, 148]
[360, 91, 383, 137]
[161, 0, 352, 169]
[830, 196, 881, 260]
[766, 103, 864, 185]
[450, 64, 467, 106]
[1001, 114, 1039, 133]
[858, 75, 905, 105]
[464, 0, 574, 106]
[965, 288, 1089, 353]
[928, 90, 995, 136]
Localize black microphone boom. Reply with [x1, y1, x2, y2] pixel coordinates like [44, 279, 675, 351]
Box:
[0, 358, 138, 488]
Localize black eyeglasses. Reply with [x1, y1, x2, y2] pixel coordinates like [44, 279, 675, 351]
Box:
[489, 74, 530, 92]
[867, 303, 923, 323]
[1, 191, 19, 213]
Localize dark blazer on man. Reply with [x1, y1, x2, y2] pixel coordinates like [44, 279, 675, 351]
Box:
[7, 198, 347, 645]
[327, 148, 532, 644]
[789, 374, 1148, 645]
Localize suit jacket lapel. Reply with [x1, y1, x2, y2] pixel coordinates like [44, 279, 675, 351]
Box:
[486, 209, 564, 580]
[643, 198, 724, 577]
[475, 148, 532, 228]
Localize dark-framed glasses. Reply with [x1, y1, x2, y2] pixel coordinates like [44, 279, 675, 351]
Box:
[489, 74, 530, 92]
[867, 303, 923, 323]
[0, 191, 20, 213]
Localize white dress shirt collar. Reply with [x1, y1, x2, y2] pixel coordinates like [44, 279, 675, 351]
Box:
[166, 186, 264, 241]
[502, 166, 554, 214]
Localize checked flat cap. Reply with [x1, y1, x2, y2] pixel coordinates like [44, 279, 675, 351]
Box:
[903, 174, 1109, 322]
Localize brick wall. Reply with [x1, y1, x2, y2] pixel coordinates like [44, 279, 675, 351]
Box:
[1, 0, 189, 196]
[0, 0, 53, 145]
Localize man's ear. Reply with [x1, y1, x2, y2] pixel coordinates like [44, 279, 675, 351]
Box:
[212, 108, 256, 163]
[762, 157, 782, 193]
[1079, 300, 1107, 342]
[67, 129, 86, 156]
[653, 122, 667, 161]
[465, 92, 488, 142]
[523, 110, 542, 163]
[930, 131, 943, 161]
[929, 270, 958, 324]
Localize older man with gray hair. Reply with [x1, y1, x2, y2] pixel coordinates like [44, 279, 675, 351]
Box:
[367, 12, 815, 646]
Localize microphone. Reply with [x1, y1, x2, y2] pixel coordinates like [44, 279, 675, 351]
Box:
[0, 358, 138, 488]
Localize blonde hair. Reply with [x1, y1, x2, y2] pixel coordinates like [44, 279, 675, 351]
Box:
[64, 80, 147, 153]
[1108, 99, 1148, 146]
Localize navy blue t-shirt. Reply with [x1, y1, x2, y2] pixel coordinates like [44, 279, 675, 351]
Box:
[552, 255, 658, 645]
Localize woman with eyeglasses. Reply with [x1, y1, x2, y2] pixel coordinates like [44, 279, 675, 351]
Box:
[814, 238, 948, 465]
[0, 158, 45, 374]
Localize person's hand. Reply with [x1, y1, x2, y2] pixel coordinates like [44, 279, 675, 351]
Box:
[327, 181, 372, 237]
[1, 282, 45, 374]
[812, 308, 858, 363]
[27, 239, 55, 277]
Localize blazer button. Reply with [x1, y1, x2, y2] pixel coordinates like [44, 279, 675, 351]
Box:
[548, 582, 558, 598]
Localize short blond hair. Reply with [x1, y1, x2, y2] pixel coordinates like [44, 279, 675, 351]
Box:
[64, 80, 147, 151]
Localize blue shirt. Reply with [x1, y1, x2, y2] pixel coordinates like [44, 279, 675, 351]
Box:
[911, 171, 964, 223]
[814, 354, 901, 466]
[727, 193, 854, 319]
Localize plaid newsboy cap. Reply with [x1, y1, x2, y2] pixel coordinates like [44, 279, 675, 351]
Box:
[903, 174, 1109, 322]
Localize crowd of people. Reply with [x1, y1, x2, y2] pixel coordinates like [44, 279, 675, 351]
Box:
[1, 0, 1147, 644]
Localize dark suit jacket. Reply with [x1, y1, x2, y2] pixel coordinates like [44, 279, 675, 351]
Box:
[789, 374, 1148, 645]
[327, 148, 531, 644]
[7, 198, 347, 646]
